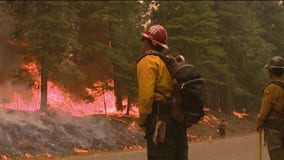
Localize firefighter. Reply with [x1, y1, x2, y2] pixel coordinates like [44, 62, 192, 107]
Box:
[218, 119, 226, 138]
[257, 56, 284, 160]
[136, 24, 188, 160]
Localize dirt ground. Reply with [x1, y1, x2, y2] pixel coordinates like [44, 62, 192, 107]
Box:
[0, 108, 257, 160]
[53, 134, 269, 160]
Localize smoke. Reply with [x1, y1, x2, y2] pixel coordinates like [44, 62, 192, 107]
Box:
[0, 7, 25, 78]
[0, 8, 29, 104]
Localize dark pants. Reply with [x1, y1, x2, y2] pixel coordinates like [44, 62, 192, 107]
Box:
[219, 128, 225, 138]
[146, 113, 188, 160]
[263, 119, 284, 160]
[264, 128, 284, 160]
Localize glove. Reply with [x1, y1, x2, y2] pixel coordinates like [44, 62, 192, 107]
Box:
[136, 113, 149, 133]
[152, 120, 167, 145]
[137, 113, 149, 126]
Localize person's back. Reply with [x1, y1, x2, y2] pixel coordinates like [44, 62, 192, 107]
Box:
[257, 56, 284, 160]
[136, 24, 188, 160]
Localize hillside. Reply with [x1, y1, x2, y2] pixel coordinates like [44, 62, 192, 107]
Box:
[0, 108, 257, 160]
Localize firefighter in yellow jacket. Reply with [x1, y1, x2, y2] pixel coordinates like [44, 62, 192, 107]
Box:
[257, 56, 284, 160]
[136, 24, 188, 160]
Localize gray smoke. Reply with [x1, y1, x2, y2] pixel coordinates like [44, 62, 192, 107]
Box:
[0, 7, 23, 81]
[0, 7, 28, 103]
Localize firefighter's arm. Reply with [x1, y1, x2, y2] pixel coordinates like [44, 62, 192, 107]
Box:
[136, 56, 157, 126]
[257, 86, 274, 130]
[258, 94, 271, 121]
[258, 85, 278, 120]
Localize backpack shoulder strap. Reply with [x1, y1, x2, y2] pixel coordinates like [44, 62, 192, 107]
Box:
[136, 52, 173, 75]
[262, 81, 284, 92]
[269, 81, 284, 89]
[267, 81, 284, 117]
[137, 52, 165, 63]
[136, 54, 149, 64]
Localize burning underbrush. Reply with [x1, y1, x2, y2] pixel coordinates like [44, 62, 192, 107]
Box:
[188, 109, 256, 142]
[0, 107, 257, 159]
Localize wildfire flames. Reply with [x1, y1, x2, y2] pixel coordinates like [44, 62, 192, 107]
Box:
[232, 109, 248, 119]
[199, 113, 220, 128]
[0, 61, 138, 117]
[0, 58, 252, 159]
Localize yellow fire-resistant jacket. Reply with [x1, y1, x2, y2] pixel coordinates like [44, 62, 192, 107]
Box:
[137, 54, 173, 114]
[259, 78, 284, 120]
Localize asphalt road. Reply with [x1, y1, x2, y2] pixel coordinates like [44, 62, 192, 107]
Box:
[58, 134, 270, 160]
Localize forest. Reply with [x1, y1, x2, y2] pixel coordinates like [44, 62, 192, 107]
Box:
[1, 1, 284, 114]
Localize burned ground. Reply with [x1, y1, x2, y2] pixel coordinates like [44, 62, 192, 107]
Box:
[0, 109, 144, 159]
[0, 108, 256, 159]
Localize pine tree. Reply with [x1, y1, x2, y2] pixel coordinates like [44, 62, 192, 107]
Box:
[252, 1, 284, 57]
[214, 1, 274, 110]
[152, 1, 229, 84]
[5, 1, 80, 111]
[91, 1, 142, 112]
[65, 1, 143, 113]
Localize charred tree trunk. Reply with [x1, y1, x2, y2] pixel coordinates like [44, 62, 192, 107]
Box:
[108, 22, 124, 112]
[203, 81, 235, 113]
[113, 66, 123, 111]
[126, 97, 130, 115]
[115, 90, 123, 111]
[102, 85, 107, 116]
[40, 58, 48, 112]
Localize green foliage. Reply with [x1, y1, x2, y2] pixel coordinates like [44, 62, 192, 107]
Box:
[5, 1, 81, 109]
[88, 1, 142, 108]
[152, 1, 229, 83]
[251, 1, 284, 57]
[3, 1, 284, 112]
[6, 1, 81, 72]
[214, 1, 274, 98]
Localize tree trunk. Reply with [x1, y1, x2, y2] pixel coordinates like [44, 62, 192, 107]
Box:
[115, 91, 123, 111]
[203, 81, 236, 113]
[113, 66, 123, 111]
[40, 58, 48, 112]
[126, 97, 130, 115]
[103, 84, 107, 116]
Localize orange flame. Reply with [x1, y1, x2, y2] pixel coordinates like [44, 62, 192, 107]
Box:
[1, 155, 8, 160]
[45, 152, 52, 158]
[199, 113, 219, 128]
[217, 108, 222, 112]
[24, 153, 32, 158]
[203, 107, 210, 112]
[0, 61, 138, 117]
[6, 39, 29, 48]
[232, 110, 248, 119]
[73, 148, 88, 153]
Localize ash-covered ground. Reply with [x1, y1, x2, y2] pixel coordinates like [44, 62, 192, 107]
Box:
[0, 108, 256, 160]
[0, 108, 144, 159]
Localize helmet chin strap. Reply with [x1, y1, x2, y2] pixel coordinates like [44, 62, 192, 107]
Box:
[145, 50, 159, 55]
[141, 39, 150, 53]
[142, 39, 160, 54]
[152, 40, 158, 46]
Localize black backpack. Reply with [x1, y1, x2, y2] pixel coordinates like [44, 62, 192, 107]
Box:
[138, 53, 205, 128]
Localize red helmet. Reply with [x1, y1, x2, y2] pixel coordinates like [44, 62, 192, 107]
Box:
[141, 24, 168, 49]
